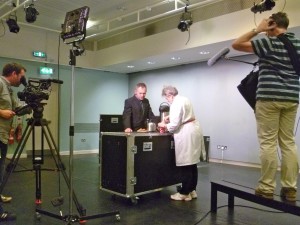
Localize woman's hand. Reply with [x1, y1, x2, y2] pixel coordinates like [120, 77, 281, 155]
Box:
[164, 116, 170, 123]
[158, 122, 165, 128]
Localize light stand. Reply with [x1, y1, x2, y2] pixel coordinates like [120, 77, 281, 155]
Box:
[35, 6, 120, 224]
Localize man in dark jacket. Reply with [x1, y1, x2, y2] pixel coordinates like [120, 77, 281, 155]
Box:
[122, 83, 156, 132]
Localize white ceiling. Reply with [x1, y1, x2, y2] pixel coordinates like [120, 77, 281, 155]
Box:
[0, 0, 298, 73]
[0, 0, 214, 36]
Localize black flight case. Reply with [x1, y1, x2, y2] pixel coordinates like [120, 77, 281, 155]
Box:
[99, 132, 181, 204]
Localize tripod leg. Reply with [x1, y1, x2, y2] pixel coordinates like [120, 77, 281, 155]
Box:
[35, 164, 42, 204]
[0, 121, 35, 194]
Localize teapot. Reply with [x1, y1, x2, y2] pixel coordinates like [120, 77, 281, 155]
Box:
[147, 120, 157, 132]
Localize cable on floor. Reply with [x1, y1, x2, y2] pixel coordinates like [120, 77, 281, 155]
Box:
[6, 156, 34, 173]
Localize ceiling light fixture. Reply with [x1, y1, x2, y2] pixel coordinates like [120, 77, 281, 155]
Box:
[117, 6, 127, 11]
[6, 13, 20, 33]
[171, 56, 181, 61]
[24, 2, 39, 23]
[177, 0, 192, 32]
[199, 51, 210, 55]
[251, 0, 276, 14]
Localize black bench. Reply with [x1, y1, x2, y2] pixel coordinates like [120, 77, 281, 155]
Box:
[211, 180, 300, 216]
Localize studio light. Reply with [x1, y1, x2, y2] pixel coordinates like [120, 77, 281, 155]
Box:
[251, 0, 276, 14]
[177, 1, 193, 32]
[6, 14, 20, 33]
[61, 6, 89, 44]
[25, 3, 39, 23]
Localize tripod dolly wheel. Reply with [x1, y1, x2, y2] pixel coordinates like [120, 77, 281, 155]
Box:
[115, 214, 121, 221]
[35, 212, 41, 221]
[130, 196, 138, 205]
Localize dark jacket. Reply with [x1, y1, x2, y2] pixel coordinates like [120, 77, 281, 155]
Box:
[122, 95, 155, 131]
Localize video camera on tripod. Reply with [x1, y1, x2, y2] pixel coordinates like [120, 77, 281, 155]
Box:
[15, 78, 63, 118]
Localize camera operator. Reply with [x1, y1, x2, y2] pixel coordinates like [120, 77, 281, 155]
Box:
[0, 62, 30, 221]
[232, 12, 300, 201]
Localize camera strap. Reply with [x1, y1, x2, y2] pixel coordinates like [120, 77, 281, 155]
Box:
[277, 33, 300, 75]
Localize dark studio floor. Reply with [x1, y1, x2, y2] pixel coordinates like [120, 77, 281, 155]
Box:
[1, 153, 300, 225]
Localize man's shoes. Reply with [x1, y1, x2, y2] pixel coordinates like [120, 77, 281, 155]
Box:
[0, 195, 12, 203]
[0, 212, 16, 221]
[255, 188, 274, 199]
[190, 190, 198, 199]
[280, 187, 297, 202]
[170, 193, 192, 201]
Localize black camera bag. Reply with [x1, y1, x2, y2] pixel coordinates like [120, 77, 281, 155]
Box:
[237, 69, 259, 110]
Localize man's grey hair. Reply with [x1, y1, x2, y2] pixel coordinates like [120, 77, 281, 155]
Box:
[135, 82, 147, 89]
[161, 85, 178, 97]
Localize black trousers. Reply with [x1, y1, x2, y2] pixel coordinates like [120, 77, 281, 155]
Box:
[0, 141, 7, 185]
[0, 141, 7, 213]
[178, 164, 198, 195]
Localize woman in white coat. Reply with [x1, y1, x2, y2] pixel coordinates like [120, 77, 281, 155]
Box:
[158, 85, 204, 201]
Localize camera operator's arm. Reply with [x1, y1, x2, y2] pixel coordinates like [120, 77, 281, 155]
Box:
[0, 109, 15, 119]
[232, 18, 276, 53]
[12, 91, 32, 116]
[14, 105, 32, 116]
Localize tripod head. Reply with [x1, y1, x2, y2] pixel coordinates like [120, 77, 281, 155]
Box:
[31, 102, 46, 119]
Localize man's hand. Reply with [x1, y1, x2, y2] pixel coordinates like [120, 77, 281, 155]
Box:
[232, 17, 277, 53]
[256, 18, 276, 33]
[0, 109, 15, 119]
[137, 128, 147, 132]
[124, 128, 133, 133]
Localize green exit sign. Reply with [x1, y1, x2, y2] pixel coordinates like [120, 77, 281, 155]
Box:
[33, 51, 46, 58]
[39, 67, 53, 75]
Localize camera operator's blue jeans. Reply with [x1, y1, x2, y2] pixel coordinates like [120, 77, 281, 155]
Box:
[255, 100, 299, 194]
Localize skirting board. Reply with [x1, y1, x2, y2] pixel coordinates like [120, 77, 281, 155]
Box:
[7, 153, 27, 159]
[8, 149, 99, 158]
[59, 149, 98, 155]
[209, 158, 300, 173]
[209, 158, 261, 169]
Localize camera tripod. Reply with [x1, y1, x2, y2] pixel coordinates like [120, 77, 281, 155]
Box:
[0, 105, 120, 224]
[0, 106, 90, 218]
